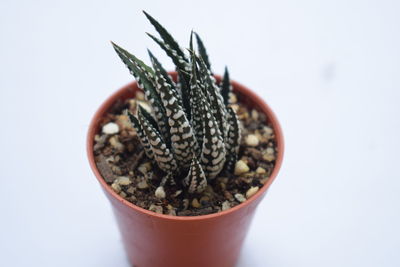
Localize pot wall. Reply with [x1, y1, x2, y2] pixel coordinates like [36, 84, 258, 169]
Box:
[87, 73, 284, 267]
[106, 186, 263, 267]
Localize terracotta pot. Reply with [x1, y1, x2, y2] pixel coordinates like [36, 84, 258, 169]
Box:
[87, 72, 284, 267]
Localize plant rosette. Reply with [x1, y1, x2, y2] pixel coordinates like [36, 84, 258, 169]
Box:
[87, 11, 284, 267]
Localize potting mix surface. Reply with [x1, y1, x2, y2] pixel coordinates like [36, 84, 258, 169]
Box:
[93, 91, 277, 216]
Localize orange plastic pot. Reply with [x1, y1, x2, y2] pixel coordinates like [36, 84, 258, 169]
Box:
[87, 72, 284, 267]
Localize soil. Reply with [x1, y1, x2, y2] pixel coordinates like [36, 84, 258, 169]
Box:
[93, 91, 278, 216]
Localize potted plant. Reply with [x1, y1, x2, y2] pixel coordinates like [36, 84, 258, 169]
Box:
[87, 11, 284, 267]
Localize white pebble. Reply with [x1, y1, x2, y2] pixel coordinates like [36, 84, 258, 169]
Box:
[109, 136, 124, 151]
[155, 186, 166, 199]
[111, 182, 121, 193]
[234, 193, 246, 203]
[245, 134, 259, 147]
[173, 190, 182, 197]
[222, 201, 231, 211]
[266, 147, 275, 155]
[263, 154, 275, 162]
[135, 91, 145, 100]
[263, 148, 276, 162]
[234, 160, 250, 175]
[263, 126, 273, 136]
[116, 115, 132, 130]
[229, 93, 237, 103]
[138, 162, 152, 174]
[102, 122, 119, 135]
[149, 204, 163, 214]
[231, 104, 239, 112]
[137, 180, 149, 189]
[115, 176, 131, 186]
[251, 109, 259, 120]
[246, 186, 259, 199]
[256, 167, 266, 174]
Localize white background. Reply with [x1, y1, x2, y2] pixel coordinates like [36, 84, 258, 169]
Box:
[1, 0, 399, 266]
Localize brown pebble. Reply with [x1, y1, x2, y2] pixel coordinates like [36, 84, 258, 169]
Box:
[93, 134, 109, 152]
[96, 155, 115, 183]
[219, 182, 226, 190]
[109, 135, 124, 152]
[137, 180, 149, 189]
[200, 196, 210, 205]
[245, 148, 263, 161]
[126, 187, 135, 194]
[224, 191, 234, 201]
[191, 198, 201, 208]
[128, 195, 137, 202]
[260, 177, 269, 184]
[182, 199, 189, 210]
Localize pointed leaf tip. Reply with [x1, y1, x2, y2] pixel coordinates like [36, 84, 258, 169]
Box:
[194, 32, 211, 70]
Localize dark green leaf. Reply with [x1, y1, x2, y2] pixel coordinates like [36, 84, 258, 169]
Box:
[189, 50, 204, 156]
[223, 106, 241, 173]
[177, 69, 192, 120]
[143, 11, 186, 59]
[197, 55, 228, 140]
[221, 66, 232, 106]
[148, 50, 183, 109]
[146, 33, 189, 73]
[194, 32, 211, 71]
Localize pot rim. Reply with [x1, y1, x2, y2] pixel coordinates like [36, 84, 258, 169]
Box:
[87, 73, 284, 221]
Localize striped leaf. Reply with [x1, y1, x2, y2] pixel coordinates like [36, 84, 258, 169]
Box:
[138, 107, 177, 173]
[223, 106, 241, 173]
[156, 68, 198, 168]
[147, 49, 176, 88]
[111, 42, 170, 142]
[189, 50, 204, 156]
[146, 33, 190, 73]
[143, 11, 186, 59]
[126, 111, 154, 160]
[160, 172, 176, 187]
[148, 50, 183, 109]
[183, 156, 207, 194]
[176, 69, 192, 120]
[221, 67, 232, 106]
[197, 83, 226, 179]
[197, 55, 228, 140]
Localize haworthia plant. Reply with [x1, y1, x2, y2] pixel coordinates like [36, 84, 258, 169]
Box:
[113, 11, 241, 194]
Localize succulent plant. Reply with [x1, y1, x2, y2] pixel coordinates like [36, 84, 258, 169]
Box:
[112, 11, 241, 194]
